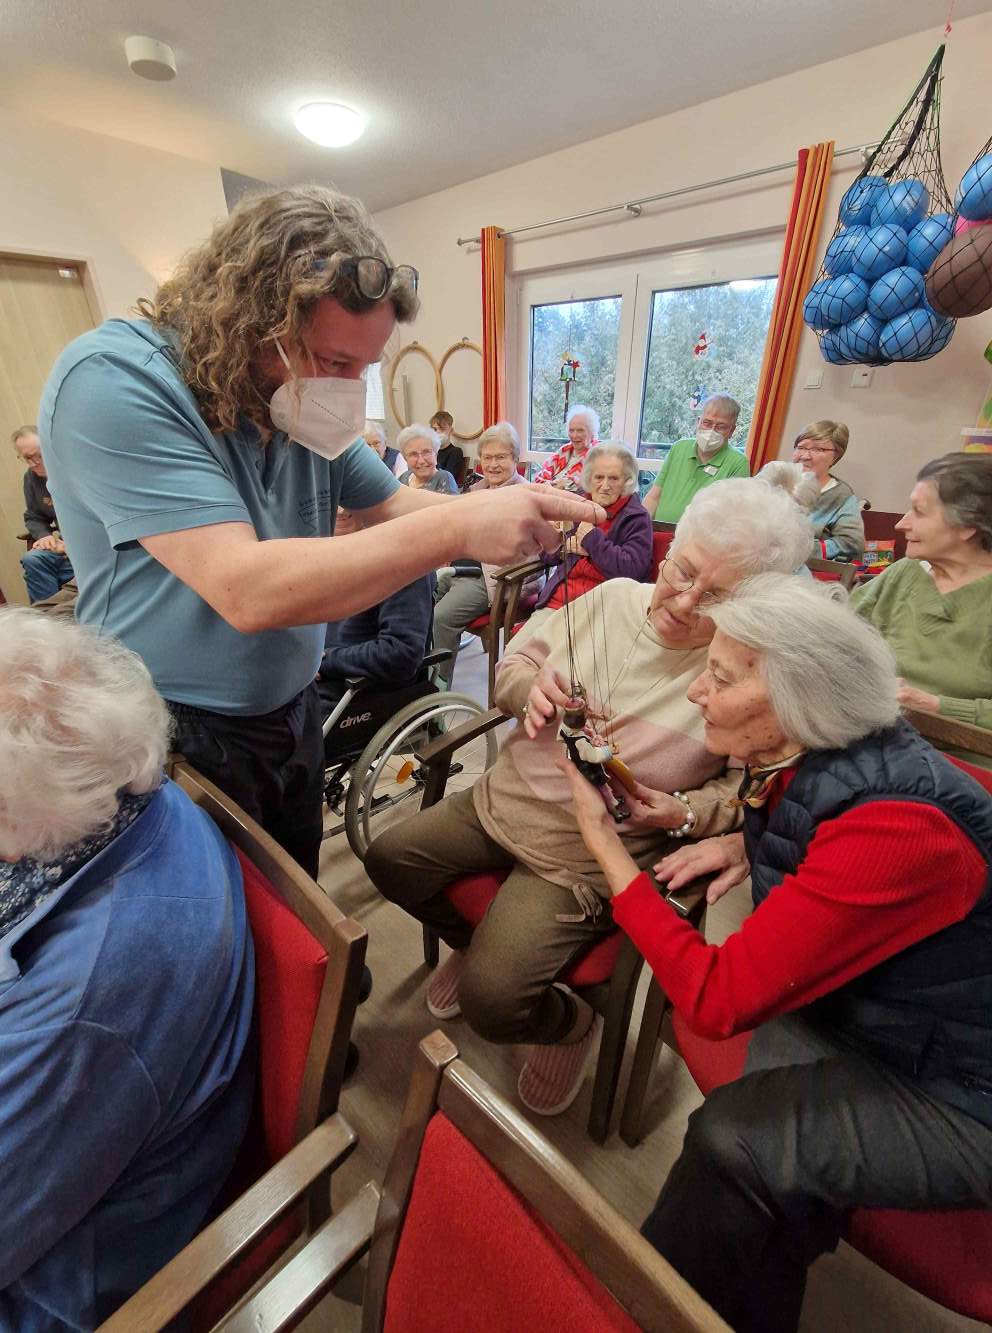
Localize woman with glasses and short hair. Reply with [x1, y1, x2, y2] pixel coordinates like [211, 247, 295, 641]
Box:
[365, 474, 814, 1117]
[431, 421, 529, 688]
[791, 420, 864, 563]
[38, 187, 599, 878]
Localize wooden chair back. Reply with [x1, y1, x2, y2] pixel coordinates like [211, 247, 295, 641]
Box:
[172, 761, 367, 1156]
[903, 710, 992, 763]
[362, 1032, 728, 1333]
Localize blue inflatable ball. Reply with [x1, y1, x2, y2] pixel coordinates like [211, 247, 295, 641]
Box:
[905, 213, 955, 272]
[879, 306, 955, 362]
[852, 224, 908, 281]
[871, 179, 930, 231]
[819, 273, 870, 326]
[819, 330, 856, 365]
[823, 227, 866, 277]
[802, 278, 835, 331]
[867, 265, 926, 320]
[839, 176, 885, 226]
[957, 154, 992, 222]
[836, 312, 885, 363]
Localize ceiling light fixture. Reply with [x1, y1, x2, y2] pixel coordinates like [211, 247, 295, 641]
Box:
[124, 35, 177, 81]
[294, 102, 365, 148]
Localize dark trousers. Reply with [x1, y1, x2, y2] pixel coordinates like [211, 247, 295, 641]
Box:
[166, 683, 325, 879]
[641, 1016, 992, 1333]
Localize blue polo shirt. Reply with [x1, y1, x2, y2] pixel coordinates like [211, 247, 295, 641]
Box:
[0, 780, 255, 1329]
[39, 319, 399, 715]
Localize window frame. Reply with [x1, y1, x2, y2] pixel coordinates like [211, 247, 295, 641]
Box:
[510, 232, 783, 475]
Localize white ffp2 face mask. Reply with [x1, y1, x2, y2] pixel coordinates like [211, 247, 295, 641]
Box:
[695, 427, 726, 460]
[268, 340, 367, 460]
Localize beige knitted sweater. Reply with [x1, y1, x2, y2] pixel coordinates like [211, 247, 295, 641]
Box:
[472, 579, 741, 892]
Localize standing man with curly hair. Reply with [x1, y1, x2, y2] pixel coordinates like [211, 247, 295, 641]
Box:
[40, 187, 599, 877]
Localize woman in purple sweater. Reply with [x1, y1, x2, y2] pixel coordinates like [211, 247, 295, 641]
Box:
[533, 443, 653, 619]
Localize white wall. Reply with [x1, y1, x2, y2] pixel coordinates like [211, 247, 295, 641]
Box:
[375, 14, 992, 511]
[0, 106, 227, 317]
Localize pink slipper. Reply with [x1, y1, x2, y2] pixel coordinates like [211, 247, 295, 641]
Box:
[517, 1016, 602, 1116]
[425, 949, 467, 1020]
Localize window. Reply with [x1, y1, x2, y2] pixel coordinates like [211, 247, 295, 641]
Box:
[529, 296, 621, 452]
[511, 236, 782, 473]
[638, 278, 777, 460]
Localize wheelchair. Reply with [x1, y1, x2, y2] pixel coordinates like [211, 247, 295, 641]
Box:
[321, 649, 497, 861]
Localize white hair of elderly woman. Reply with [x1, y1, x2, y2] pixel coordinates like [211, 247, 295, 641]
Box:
[396, 423, 440, 457]
[710, 573, 900, 751]
[0, 610, 171, 862]
[363, 420, 386, 444]
[478, 421, 521, 460]
[566, 403, 600, 439]
[757, 460, 822, 513]
[673, 474, 814, 576]
[580, 442, 638, 496]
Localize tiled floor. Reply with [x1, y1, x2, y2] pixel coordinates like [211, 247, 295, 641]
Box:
[313, 638, 983, 1331]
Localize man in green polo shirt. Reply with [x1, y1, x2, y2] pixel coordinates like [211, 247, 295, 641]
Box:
[644, 394, 750, 523]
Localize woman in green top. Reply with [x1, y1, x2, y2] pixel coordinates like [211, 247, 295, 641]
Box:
[852, 452, 992, 763]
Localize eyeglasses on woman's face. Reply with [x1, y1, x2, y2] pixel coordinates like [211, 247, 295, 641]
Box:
[792, 442, 835, 457]
[660, 557, 722, 608]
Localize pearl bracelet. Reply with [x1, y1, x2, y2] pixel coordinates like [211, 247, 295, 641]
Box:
[667, 791, 697, 839]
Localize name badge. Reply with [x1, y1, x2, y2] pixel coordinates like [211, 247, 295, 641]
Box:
[703, 464, 719, 476]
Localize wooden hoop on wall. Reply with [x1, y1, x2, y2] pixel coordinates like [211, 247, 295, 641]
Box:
[438, 338, 484, 442]
[387, 341, 443, 428]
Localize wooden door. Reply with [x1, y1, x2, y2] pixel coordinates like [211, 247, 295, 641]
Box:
[0, 255, 97, 604]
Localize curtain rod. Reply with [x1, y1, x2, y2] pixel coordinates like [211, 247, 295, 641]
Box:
[455, 140, 884, 247]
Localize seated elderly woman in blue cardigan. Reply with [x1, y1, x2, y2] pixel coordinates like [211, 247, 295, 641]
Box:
[530, 441, 653, 625]
[0, 610, 255, 1329]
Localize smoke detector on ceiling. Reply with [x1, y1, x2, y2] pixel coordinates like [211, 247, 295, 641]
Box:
[125, 35, 177, 81]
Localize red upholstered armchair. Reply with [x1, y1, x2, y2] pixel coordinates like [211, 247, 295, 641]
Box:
[642, 729, 992, 1326]
[100, 761, 368, 1332]
[134, 1032, 726, 1332]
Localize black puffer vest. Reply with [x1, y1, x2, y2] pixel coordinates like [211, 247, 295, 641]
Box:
[745, 720, 992, 1124]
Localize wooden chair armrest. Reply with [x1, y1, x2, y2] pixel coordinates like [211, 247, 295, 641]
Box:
[98, 1115, 358, 1332]
[417, 707, 508, 766]
[491, 556, 547, 582]
[905, 708, 992, 760]
[221, 1181, 381, 1333]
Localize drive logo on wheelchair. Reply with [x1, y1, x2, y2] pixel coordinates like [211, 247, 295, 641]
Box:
[340, 711, 373, 729]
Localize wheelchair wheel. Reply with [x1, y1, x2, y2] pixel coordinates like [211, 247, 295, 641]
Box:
[344, 691, 497, 862]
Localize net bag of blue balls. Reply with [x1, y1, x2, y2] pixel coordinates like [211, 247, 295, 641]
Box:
[803, 46, 956, 366]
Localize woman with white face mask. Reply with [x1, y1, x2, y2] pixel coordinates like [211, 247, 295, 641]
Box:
[643, 394, 750, 524]
[38, 186, 601, 879]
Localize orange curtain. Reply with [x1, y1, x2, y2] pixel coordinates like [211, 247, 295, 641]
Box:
[747, 142, 834, 473]
[481, 226, 506, 427]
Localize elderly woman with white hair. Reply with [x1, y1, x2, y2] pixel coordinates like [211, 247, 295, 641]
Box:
[563, 574, 992, 1333]
[530, 441, 653, 621]
[0, 610, 255, 1329]
[431, 421, 528, 687]
[362, 419, 402, 476]
[533, 403, 600, 491]
[396, 423, 459, 494]
[366, 475, 814, 1117]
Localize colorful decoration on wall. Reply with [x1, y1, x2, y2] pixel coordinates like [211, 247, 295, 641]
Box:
[689, 384, 707, 410]
[803, 46, 957, 366]
[692, 331, 710, 358]
[559, 354, 580, 422]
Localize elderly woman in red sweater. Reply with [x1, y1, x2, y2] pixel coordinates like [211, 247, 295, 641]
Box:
[563, 573, 992, 1333]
